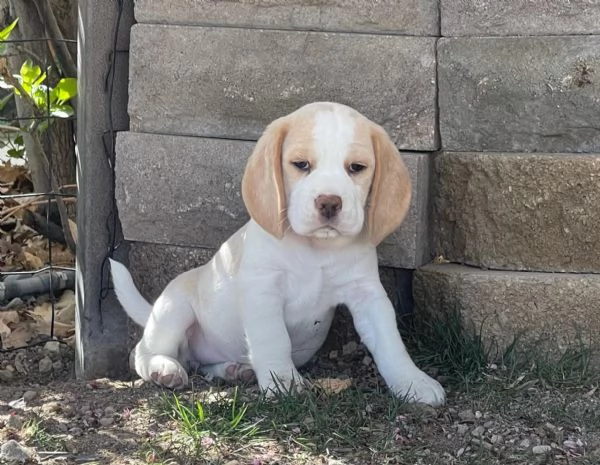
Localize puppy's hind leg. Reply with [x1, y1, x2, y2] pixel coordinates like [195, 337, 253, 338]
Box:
[200, 362, 256, 384]
[134, 292, 196, 389]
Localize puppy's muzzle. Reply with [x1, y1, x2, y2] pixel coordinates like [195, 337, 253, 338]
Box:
[315, 194, 342, 220]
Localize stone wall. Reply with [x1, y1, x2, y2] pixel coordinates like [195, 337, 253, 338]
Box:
[108, 1, 600, 370]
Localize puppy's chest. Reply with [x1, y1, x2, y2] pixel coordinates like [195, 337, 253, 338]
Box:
[282, 265, 337, 325]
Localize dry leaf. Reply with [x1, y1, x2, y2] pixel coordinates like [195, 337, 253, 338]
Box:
[23, 251, 44, 269]
[29, 301, 75, 339]
[312, 377, 352, 394]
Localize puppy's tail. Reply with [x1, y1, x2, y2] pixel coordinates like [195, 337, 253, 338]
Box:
[109, 258, 152, 327]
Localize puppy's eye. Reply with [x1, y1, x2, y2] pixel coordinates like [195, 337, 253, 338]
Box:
[348, 163, 367, 174]
[292, 160, 310, 172]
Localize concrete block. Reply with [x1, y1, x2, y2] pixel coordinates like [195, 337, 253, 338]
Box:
[433, 152, 600, 273]
[134, 0, 439, 36]
[115, 132, 432, 269]
[116, 133, 251, 248]
[378, 152, 433, 268]
[128, 25, 438, 151]
[129, 242, 216, 302]
[441, 0, 600, 36]
[413, 264, 600, 359]
[128, 242, 414, 317]
[438, 36, 600, 153]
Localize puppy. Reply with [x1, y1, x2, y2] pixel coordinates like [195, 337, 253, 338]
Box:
[110, 102, 445, 407]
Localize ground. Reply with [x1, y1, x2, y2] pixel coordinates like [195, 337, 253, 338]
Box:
[1, 309, 599, 465]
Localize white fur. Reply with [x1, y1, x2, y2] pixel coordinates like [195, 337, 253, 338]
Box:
[111, 102, 445, 407]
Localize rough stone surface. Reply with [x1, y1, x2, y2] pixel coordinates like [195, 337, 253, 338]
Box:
[438, 36, 600, 153]
[128, 25, 438, 151]
[413, 264, 600, 359]
[134, 0, 439, 36]
[433, 152, 600, 273]
[128, 242, 414, 317]
[441, 0, 600, 36]
[116, 133, 432, 268]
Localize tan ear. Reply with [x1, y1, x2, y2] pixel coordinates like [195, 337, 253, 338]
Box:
[241, 118, 288, 239]
[367, 124, 412, 246]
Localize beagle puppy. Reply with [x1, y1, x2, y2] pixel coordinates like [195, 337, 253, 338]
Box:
[110, 102, 445, 406]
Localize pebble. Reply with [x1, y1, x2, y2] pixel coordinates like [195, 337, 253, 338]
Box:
[519, 438, 531, 449]
[224, 461, 240, 465]
[23, 390, 37, 403]
[490, 434, 504, 444]
[362, 355, 372, 366]
[52, 360, 63, 371]
[7, 414, 24, 429]
[0, 369, 14, 382]
[69, 427, 83, 436]
[458, 409, 476, 422]
[14, 353, 27, 374]
[342, 341, 358, 356]
[39, 356, 53, 373]
[471, 425, 485, 438]
[99, 416, 114, 427]
[532, 445, 552, 455]
[456, 424, 469, 436]
[0, 440, 32, 463]
[104, 406, 116, 416]
[44, 341, 61, 356]
[328, 350, 338, 360]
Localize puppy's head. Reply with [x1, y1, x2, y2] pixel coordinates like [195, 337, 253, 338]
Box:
[242, 102, 411, 246]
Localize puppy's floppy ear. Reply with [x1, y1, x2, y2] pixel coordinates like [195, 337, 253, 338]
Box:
[242, 118, 288, 239]
[367, 124, 412, 246]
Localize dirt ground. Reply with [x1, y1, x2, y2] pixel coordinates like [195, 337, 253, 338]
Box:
[1, 316, 600, 465]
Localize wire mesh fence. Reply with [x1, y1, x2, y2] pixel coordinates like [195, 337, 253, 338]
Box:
[0, 1, 78, 360]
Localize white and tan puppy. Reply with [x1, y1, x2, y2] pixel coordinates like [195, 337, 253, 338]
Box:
[110, 102, 445, 407]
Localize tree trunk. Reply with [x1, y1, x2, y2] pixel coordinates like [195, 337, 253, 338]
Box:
[5, 0, 77, 200]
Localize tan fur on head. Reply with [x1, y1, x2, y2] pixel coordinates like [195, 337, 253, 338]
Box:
[241, 117, 288, 239]
[367, 124, 412, 246]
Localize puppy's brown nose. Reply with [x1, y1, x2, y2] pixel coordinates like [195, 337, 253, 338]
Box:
[315, 194, 342, 219]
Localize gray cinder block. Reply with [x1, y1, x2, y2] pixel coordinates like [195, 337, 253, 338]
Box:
[414, 264, 600, 361]
[433, 152, 600, 273]
[441, 0, 600, 36]
[128, 25, 438, 151]
[134, 0, 439, 36]
[438, 36, 600, 153]
[115, 132, 432, 269]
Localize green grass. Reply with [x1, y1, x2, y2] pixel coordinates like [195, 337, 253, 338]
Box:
[22, 418, 64, 452]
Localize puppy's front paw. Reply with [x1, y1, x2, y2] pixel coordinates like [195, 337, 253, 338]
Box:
[390, 370, 445, 407]
[259, 369, 305, 397]
[147, 355, 189, 390]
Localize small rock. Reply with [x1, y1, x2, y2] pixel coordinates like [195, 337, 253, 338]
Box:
[52, 360, 63, 371]
[471, 425, 485, 438]
[14, 353, 27, 374]
[22, 390, 37, 403]
[458, 409, 476, 422]
[0, 369, 14, 382]
[456, 424, 469, 436]
[342, 341, 358, 356]
[99, 416, 114, 427]
[68, 427, 83, 436]
[490, 434, 504, 444]
[7, 414, 24, 429]
[362, 355, 372, 366]
[328, 350, 338, 360]
[223, 461, 240, 465]
[0, 440, 32, 463]
[475, 411, 483, 419]
[104, 406, 115, 416]
[483, 420, 495, 429]
[4, 298, 24, 309]
[532, 445, 552, 455]
[44, 341, 61, 356]
[41, 401, 62, 414]
[38, 356, 53, 373]
[56, 422, 68, 433]
[519, 438, 531, 449]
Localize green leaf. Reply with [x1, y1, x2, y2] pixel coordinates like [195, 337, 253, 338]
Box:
[50, 104, 74, 118]
[13, 134, 23, 146]
[20, 59, 43, 86]
[7, 147, 25, 158]
[0, 18, 19, 41]
[51, 77, 77, 103]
